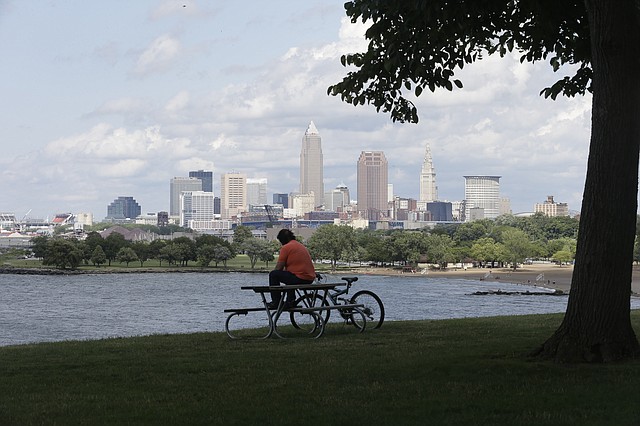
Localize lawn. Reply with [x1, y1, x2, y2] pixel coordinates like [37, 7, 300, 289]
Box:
[1, 312, 640, 425]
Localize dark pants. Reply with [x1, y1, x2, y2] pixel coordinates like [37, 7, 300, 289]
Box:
[268, 270, 313, 304]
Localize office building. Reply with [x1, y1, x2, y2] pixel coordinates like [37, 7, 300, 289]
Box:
[464, 176, 501, 221]
[300, 121, 324, 208]
[427, 201, 453, 221]
[324, 183, 351, 212]
[170, 177, 202, 216]
[247, 178, 268, 206]
[180, 191, 215, 227]
[75, 212, 94, 227]
[290, 192, 315, 217]
[157, 211, 169, 227]
[189, 170, 213, 192]
[535, 195, 569, 217]
[391, 197, 417, 220]
[419, 144, 438, 203]
[106, 196, 141, 219]
[357, 151, 388, 220]
[500, 197, 512, 216]
[220, 172, 247, 219]
[273, 193, 289, 208]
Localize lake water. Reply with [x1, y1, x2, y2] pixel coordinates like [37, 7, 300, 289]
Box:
[2, 272, 639, 347]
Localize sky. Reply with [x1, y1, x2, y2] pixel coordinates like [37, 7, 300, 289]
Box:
[0, 0, 593, 220]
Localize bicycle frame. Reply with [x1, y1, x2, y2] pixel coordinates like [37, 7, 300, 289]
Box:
[295, 275, 355, 312]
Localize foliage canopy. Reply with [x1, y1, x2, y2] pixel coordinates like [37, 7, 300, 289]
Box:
[329, 0, 592, 122]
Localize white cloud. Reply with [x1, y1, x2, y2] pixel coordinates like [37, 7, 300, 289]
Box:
[133, 34, 182, 76]
[165, 91, 190, 112]
[1, 2, 598, 217]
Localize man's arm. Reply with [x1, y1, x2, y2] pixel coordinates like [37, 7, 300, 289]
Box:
[274, 261, 285, 271]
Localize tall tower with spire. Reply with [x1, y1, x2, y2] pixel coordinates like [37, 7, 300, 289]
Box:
[300, 121, 324, 208]
[419, 144, 438, 202]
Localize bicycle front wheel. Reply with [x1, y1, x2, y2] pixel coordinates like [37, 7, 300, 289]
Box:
[290, 293, 330, 329]
[350, 290, 385, 329]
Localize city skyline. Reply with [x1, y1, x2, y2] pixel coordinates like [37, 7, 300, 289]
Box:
[1, 2, 593, 219]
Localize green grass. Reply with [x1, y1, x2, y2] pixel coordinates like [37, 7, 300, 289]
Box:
[2, 313, 640, 425]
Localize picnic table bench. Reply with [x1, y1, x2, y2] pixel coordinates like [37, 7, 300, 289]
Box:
[224, 283, 366, 339]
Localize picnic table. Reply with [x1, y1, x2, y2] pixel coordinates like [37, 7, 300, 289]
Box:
[224, 282, 366, 339]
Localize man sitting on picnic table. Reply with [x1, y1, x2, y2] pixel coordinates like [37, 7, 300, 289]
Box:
[267, 229, 316, 310]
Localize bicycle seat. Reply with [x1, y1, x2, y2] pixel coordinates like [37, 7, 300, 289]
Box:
[341, 277, 358, 285]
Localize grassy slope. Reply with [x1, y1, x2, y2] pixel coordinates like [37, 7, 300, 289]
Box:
[1, 313, 640, 425]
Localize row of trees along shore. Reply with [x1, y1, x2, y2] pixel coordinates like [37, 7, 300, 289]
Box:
[29, 227, 278, 271]
[25, 213, 585, 271]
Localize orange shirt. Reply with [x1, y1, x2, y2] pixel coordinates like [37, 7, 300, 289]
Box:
[277, 239, 316, 281]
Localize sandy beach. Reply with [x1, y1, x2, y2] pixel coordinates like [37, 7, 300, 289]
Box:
[352, 263, 640, 294]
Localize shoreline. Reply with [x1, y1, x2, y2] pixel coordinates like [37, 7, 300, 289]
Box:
[355, 263, 640, 295]
[4, 264, 640, 294]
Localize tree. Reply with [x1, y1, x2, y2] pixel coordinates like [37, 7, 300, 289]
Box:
[546, 237, 577, 261]
[171, 237, 197, 266]
[453, 221, 495, 247]
[356, 230, 392, 266]
[470, 237, 501, 268]
[388, 231, 425, 265]
[83, 231, 105, 253]
[424, 234, 454, 269]
[103, 232, 127, 266]
[159, 244, 180, 266]
[306, 224, 358, 270]
[259, 241, 278, 268]
[195, 234, 227, 249]
[148, 239, 167, 266]
[232, 226, 253, 253]
[212, 245, 233, 268]
[116, 247, 138, 267]
[42, 238, 83, 270]
[499, 228, 534, 270]
[197, 244, 216, 267]
[243, 238, 274, 269]
[330, 1, 640, 362]
[30, 235, 50, 260]
[130, 241, 151, 267]
[90, 245, 107, 267]
[552, 250, 574, 266]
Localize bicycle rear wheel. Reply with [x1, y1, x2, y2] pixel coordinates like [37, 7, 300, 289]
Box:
[350, 290, 385, 329]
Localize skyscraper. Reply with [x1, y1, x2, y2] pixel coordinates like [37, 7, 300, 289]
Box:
[299, 121, 324, 209]
[357, 151, 388, 220]
[419, 144, 438, 202]
[170, 177, 202, 216]
[180, 191, 215, 227]
[189, 170, 213, 192]
[220, 172, 247, 219]
[246, 178, 268, 206]
[106, 196, 141, 219]
[464, 175, 501, 221]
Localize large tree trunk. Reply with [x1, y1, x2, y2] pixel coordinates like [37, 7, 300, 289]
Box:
[534, 0, 640, 362]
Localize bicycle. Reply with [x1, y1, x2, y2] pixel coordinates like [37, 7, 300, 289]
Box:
[289, 273, 385, 330]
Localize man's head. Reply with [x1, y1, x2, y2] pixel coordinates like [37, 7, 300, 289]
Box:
[276, 229, 296, 245]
